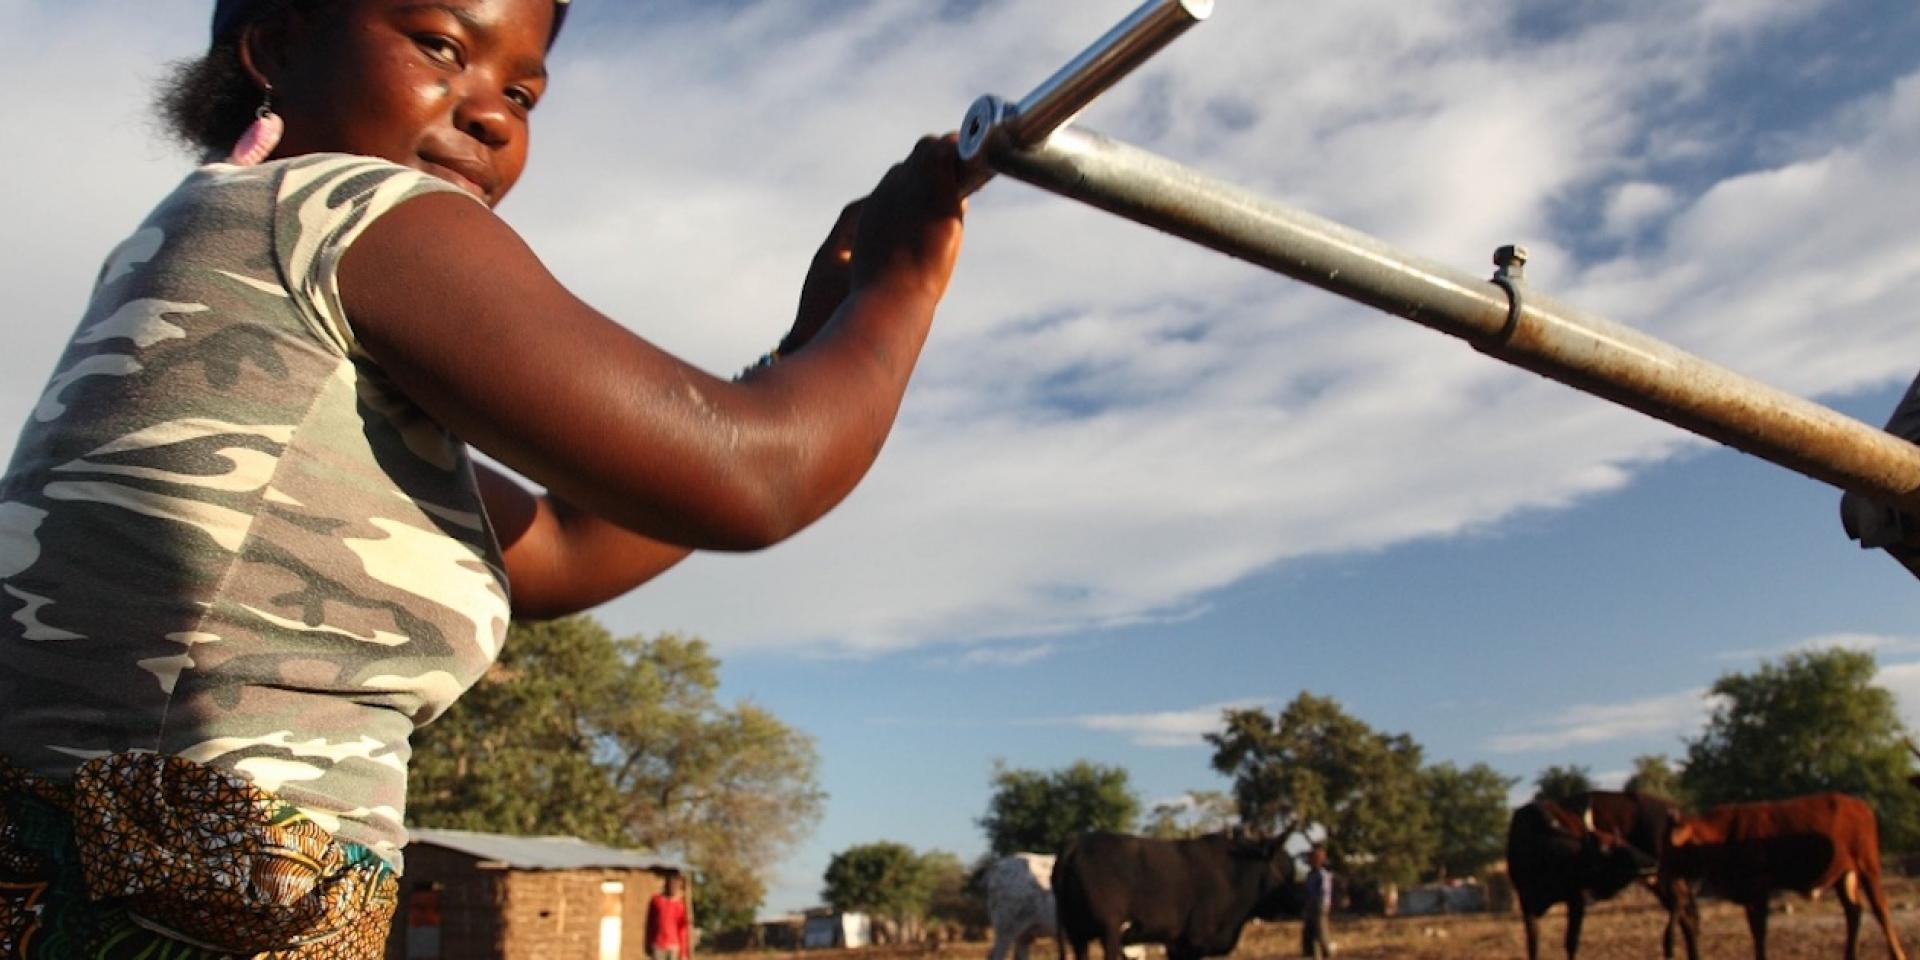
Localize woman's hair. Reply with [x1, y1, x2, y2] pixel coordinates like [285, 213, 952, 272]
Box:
[155, 0, 340, 155]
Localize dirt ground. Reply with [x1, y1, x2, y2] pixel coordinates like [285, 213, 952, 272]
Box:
[752, 878, 1920, 960]
[1226, 880, 1916, 959]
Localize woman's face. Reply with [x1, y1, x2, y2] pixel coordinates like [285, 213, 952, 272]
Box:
[266, 0, 553, 207]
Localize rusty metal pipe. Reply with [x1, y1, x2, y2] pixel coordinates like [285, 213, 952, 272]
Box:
[981, 123, 1920, 511]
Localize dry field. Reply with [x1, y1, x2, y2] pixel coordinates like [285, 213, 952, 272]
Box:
[1226, 880, 1919, 959]
[756, 878, 1920, 960]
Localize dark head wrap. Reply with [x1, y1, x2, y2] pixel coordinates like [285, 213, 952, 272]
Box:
[212, 0, 572, 47]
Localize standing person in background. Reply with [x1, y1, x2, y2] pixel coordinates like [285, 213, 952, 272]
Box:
[648, 873, 694, 960]
[1300, 847, 1335, 958]
[0, 0, 964, 955]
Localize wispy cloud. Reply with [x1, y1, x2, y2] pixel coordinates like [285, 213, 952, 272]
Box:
[1714, 632, 1920, 662]
[1486, 688, 1720, 754]
[955, 643, 1059, 668]
[1872, 662, 1920, 732]
[589, 0, 1920, 657]
[1590, 768, 1632, 791]
[7, 1, 1917, 661]
[1492, 643, 1920, 754]
[1071, 699, 1270, 749]
[862, 697, 1267, 746]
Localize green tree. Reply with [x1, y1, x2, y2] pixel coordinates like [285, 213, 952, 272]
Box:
[1623, 754, 1689, 807]
[1145, 790, 1239, 839]
[1421, 762, 1516, 880]
[822, 841, 938, 923]
[406, 617, 631, 840]
[690, 869, 763, 936]
[979, 760, 1140, 856]
[1207, 693, 1435, 889]
[410, 617, 825, 933]
[1681, 648, 1920, 848]
[1532, 765, 1593, 804]
[920, 850, 985, 928]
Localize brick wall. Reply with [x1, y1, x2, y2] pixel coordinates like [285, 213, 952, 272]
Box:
[388, 846, 506, 959]
[389, 854, 675, 960]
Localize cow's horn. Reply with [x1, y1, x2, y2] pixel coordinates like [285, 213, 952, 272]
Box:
[1582, 806, 1595, 832]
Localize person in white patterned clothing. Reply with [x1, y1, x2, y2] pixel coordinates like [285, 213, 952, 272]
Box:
[0, 1, 964, 955]
[1300, 847, 1335, 959]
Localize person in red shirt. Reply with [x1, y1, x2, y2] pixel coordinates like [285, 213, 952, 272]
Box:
[647, 873, 694, 960]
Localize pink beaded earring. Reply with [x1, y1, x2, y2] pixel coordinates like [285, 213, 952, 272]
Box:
[228, 84, 284, 166]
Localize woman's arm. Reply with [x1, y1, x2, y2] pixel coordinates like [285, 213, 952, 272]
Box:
[338, 138, 962, 613]
[475, 463, 692, 619]
[472, 198, 873, 619]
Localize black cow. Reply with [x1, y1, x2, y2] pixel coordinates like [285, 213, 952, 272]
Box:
[1507, 796, 1658, 960]
[1052, 831, 1301, 960]
[1567, 791, 1695, 958]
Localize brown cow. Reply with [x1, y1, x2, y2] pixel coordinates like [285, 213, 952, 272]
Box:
[1660, 792, 1906, 960]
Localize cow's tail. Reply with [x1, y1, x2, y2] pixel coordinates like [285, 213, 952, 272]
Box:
[1053, 843, 1079, 960]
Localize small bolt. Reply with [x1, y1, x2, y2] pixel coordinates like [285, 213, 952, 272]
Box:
[1493, 244, 1528, 281]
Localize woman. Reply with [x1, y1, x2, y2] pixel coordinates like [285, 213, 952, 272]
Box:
[0, 0, 964, 955]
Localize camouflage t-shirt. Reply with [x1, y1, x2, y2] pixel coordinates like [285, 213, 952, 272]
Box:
[0, 154, 512, 869]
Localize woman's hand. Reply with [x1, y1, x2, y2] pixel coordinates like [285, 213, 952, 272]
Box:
[851, 135, 966, 303]
[778, 200, 862, 356]
[781, 136, 965, 357]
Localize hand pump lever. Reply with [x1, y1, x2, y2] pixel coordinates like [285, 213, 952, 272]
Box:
[957, 0, 1213, 196]
[954, 0, 1920, 572]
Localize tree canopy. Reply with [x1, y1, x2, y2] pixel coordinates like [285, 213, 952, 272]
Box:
[920, 850, 985, 928]
[1622, 754, 1689, 808]
[1207, 693, 1434, 888]
[1421, 762, 1516, 880]
[409, 616, 824, 932]
[979, 760, 1140, 857]
[822, 842, 939, 922]
[1532, 765, 1594, 804]
[1681, 647, 1920, 847]
[1144, 790, 1238, 840]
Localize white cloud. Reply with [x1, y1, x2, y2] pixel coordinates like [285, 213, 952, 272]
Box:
[595, 0, 1920, 656]
[1590, 768, 1632, 791]
[1873, 662, 1920, 732]
[8, 0, 1917, 660]
[954, 643, 1058, 668]
[1505, 783, 1535, 810]
[1071, 699, 1269, 749]
[1602, 182, 1679, 238]
[1715, 632, 1920, 662]
[1486, 688, 1720, 754]
[1487, 643, 1920, 753]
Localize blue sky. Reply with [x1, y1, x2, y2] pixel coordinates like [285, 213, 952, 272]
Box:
[4, 0, 1920, 918]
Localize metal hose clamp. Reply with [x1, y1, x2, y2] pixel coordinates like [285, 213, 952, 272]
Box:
[1487, 244, 1528, 345]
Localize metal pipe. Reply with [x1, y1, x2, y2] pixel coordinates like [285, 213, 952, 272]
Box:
[958, 0, 1212, 195]
[982, 123, 1920, 510]
[1011, 0, 1213, 146]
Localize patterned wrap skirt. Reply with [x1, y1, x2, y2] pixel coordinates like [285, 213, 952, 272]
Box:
[0, 753, 396, 959]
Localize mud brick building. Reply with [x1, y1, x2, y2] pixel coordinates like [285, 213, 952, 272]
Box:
[387, 828, 688, 960]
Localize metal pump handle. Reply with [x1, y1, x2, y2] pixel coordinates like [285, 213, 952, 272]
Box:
[958, 0, 1212, 196]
